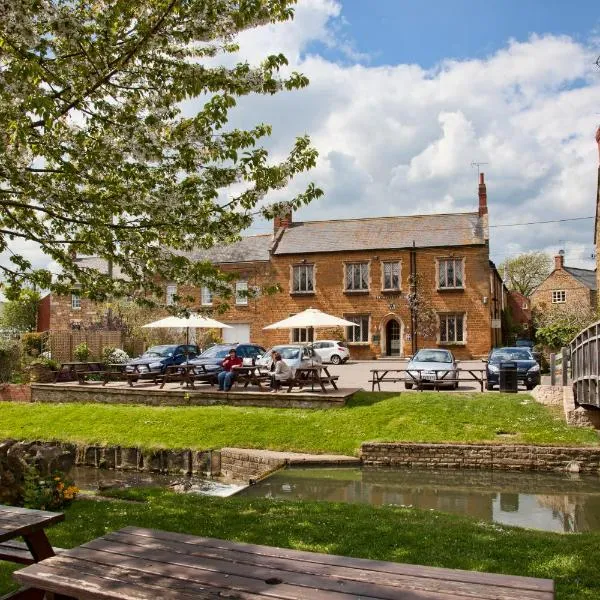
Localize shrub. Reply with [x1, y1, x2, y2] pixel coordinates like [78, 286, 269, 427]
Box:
[23, 467, 79, 510]
[101, 346, 129, 364]
[73, 342, 90, 361]
[0, 339, 20, 383]
[30, 356, 60, 370]
[21, 332, 45, 357]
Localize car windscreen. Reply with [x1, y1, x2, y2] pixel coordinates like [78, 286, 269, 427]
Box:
[278, 347, 301, 360]
[143, 346, 174, 358]
[412, 350, 452, 363]
[491, 349, 533, 361]
[199, 346, 230, 359]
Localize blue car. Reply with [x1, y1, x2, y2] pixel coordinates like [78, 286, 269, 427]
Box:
[125, 344, 199, 375]
[486, 347, 540, 391]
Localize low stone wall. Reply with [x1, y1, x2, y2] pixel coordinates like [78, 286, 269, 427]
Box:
[0, 384, 31, 402]
[31, 383, 351, 409]
[360, 442, 600, 473]
[531, 384, 600, 429]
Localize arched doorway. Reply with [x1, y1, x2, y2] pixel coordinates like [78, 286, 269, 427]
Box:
[385, 319, 402, 356]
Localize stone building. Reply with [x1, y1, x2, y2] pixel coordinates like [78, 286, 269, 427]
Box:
[530, 254, 597, 314]
[39, 174, 503, 359]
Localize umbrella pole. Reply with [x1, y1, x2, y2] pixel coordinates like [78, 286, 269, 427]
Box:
[186, 327, 190, 363]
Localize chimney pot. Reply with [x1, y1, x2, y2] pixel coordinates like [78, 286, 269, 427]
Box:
[555, 254, 564, 270]
[478, 172, 488, 217]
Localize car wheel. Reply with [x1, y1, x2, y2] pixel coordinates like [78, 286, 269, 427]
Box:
[486, 382, 494, 391]
[330, 354, 342, 365]
[405, 383, 413, 390]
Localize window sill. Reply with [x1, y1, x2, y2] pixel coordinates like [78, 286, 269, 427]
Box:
[347, 341, 371, 346]
[437, 287, 465, 292]
[290, 291, 316, 296]
[344, 289, 370, 295]
[381, 289, 402, 294]
[439, 342, 466, 346]
[235, 304, 249, 308]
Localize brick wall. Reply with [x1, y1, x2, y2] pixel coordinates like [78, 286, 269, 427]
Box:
[531, 268, 593, 312]
[0, 384, 31, 402]
[361, 442, 600, 473]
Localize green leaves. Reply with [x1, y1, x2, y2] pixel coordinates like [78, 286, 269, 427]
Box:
[0, 0, 321, 306]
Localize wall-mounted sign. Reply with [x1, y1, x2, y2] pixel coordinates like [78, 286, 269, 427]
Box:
[492, 319, 501, 329]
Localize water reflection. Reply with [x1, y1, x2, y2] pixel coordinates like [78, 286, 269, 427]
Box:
[238, 467, 600, 533]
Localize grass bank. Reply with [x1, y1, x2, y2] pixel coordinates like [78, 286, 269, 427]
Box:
[0, 392, 596, 454]
[1, 489, 597, 599]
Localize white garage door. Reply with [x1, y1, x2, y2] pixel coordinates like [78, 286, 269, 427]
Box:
[222, 323, 251, 344]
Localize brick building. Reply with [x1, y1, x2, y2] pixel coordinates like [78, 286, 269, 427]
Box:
[39, 174, 502, 359]
[530, 254, 597, 313]
[506, 290, 532, 337]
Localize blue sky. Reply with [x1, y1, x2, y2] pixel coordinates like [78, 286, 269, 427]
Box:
[313, 0, 600, 68]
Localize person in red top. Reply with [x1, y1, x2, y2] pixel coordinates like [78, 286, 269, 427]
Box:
[217, 348, 243, 391]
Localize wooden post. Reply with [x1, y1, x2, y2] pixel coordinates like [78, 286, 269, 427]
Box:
[561, 347, 569, 386]
[550, 353, 556, 386]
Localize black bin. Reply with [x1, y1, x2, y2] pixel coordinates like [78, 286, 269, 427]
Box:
[499, 361, 518, 393]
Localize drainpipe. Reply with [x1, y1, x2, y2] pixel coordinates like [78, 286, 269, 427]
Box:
[410, 241, 417, 355]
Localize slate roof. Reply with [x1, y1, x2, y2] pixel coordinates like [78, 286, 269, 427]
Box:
[186, 234, 272, 263]
[273, 212, 486, 255]
[74, 256, 127, 279]
[564, 267, 597, 291]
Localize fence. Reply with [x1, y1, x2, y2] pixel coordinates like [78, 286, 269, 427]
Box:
[570, 320, 600, 408]
[48, 331, 124, 362]
[549, 347, 570, 387]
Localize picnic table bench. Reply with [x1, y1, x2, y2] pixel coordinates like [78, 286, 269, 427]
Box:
[287, 365, 339, 393]
[54, 362, 104, 383]
[12, 526, 554, 599]
[370, 368, 487, 392]
[160, 364, 216, 389]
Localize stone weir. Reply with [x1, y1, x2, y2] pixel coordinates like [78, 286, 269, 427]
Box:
[31, 383, 357, 409]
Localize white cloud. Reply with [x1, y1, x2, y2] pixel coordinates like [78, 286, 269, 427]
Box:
[3, 0, 600, 276]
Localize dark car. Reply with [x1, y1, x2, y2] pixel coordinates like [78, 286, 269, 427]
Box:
[486, 347, 540, 391]
[189, 343, 266, 374]
[125, 344, 200, 375]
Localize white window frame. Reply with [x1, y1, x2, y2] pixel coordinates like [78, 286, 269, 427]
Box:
[551, 290, 566, 304]
[166, 284, 177, 306]
[346, 315, 370, 344]
[292, 264, 315, 294]
[439, 313, 465, 344]
[235, 280, 248, 306]
[71, 293, 81, 310]
[345, 262, 369, 292]
[437, 258, 464, 290]
[382, 261, 401, 291]
[292, 327, 313, 343]
[201, 286, 213, 306]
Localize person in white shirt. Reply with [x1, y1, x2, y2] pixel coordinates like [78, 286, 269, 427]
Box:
[270, 351, 292, 392]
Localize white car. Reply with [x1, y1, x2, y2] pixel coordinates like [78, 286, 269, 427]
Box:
[257, 344, 322, 374]
[312, 340, 350, 365]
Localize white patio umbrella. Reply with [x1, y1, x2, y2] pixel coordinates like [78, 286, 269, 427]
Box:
[142, 315, 232, 358]
[263, 308, 358, 341]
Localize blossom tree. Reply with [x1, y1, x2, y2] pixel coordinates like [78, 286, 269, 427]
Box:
[0, 0, 321, 305]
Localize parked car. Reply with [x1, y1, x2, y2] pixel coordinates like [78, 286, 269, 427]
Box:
[189, 343, 266, 373]
[514, 338, 534, 349]
[485, 347, 540, 391]
[257, 344, 322, 374]
[405, 348, 458, 390]
[312, 340, 350, 364]
[125, 344, 199, 375]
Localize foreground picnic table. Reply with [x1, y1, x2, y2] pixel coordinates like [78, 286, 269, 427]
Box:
[232, 364, 271, 390]
[13, 526, 554, 599]
[55, 362, 104, 383]
[370, 367, 486, 392]
[0, 504, 63, 566]
[291, 365, 339, 393]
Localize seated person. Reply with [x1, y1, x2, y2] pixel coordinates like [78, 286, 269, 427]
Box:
[217, 349, 243, 391]
[270, 351, 292, 392]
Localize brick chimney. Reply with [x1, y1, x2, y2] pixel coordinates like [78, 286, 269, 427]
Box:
[478, 173, 488, 217]
[274, 206, 293, 232]
[554, 253, 564, 270]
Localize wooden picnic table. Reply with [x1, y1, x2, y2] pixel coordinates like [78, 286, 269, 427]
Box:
[291, 365, 338, 393]
[54, 362, 104, 383]
[232, 364, 271, 390]
[370, 368, 486, 392]
[101, 363, 128, 386]
[12, 526, 554, 599]
[0, 504, 63, 567]
[160, 363, 215, 389]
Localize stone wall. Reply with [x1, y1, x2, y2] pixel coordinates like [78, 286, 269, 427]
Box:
[31, 383, 350, 409]
[360, 442, 600, 473]
[0, 384, 31, 402]
[220, 448, 286, 483]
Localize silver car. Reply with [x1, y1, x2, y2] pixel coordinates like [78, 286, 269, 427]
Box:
[405, 349, 458, 390]
[257, 344, 322, 374]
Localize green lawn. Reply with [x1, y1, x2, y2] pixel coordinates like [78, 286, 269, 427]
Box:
[1, 489, 598, 599]
[0, 392, 597, 454]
